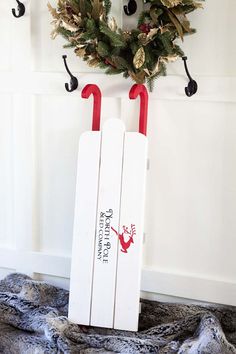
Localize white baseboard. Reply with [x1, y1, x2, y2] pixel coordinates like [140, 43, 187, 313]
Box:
[0, 248, 235, 306]
[142, 267, 236, 306]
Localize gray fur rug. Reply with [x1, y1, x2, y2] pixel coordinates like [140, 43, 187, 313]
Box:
[0, 274, 236, 353]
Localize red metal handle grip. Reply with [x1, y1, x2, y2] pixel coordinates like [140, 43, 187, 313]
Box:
[82, 84, 102, 131]
[129, 84, 149, 136]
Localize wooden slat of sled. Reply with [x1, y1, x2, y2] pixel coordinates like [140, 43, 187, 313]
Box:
[68, 132, 101, 325]
[90, 119, 125, 328]
[114, 133, 148, 331]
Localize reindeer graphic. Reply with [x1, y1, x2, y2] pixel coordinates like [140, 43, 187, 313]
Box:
[111, 224, 136, 253]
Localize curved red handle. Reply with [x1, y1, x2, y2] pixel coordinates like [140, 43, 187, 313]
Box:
[82, 84, 101, 131]
[129, 84, 149, 136]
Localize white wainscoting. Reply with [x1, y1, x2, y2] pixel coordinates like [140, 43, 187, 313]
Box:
[0, 0, 236, 305]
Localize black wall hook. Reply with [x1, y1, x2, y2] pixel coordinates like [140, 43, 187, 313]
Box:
[62, 55, 78, 92]
[124, 0, 137, 16]
[12, 0, 25, 18]
[182, 56, 198, 97]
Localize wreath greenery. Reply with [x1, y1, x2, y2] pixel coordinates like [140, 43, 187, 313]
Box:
[48, 0, 203, 90]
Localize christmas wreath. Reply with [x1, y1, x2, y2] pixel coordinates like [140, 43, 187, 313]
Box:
[48, 0, 203, 90]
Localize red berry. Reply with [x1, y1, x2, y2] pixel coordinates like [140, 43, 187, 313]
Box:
[139, 23, 151, 34]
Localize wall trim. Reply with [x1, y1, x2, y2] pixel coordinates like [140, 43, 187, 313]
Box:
[0, 248, 235, 306]
[142, 267, 236, 306]
[0, 72, 235, 103]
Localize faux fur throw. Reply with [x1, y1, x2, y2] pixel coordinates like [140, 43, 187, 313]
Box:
[0, 273, 236, 353]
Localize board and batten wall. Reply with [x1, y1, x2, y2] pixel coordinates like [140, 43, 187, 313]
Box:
[0, 0, 236, 305]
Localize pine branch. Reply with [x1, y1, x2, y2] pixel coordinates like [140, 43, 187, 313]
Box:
[104, 0, 112, 17]
[63, 42, 77, 48]
[97, 41, 110, 57]
[138, 11, 151, 27]
[105, 67, 124, 75]
[112, 56, 132, 71]
[58, 27, 73, 41]
[99, 22, 126, 48]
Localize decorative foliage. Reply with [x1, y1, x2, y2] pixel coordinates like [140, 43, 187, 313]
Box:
[48, 0, 203, 90]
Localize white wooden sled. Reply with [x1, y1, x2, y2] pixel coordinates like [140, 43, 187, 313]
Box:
[69, 84, 149, 331]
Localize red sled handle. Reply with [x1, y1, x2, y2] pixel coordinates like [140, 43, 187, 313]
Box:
[82, 84, 101, 131]
[129, 84, 149, 136]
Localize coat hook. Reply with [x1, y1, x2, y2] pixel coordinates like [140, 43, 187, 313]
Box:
[82, 84, 102, 131]
[182, 56, 198, 97]
[129, 84, 149, 136]
[12, 0, 25, 18]
[124, 0, 137, 16]
[62, 55, 78, 92]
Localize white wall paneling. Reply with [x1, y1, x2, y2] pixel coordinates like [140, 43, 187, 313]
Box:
[0, 2, 12, 71]
[144, 100, 236, 282]
[13, 95, 37, 259]
[0, 95, 13, 248]
[0, 0, 235, 306]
